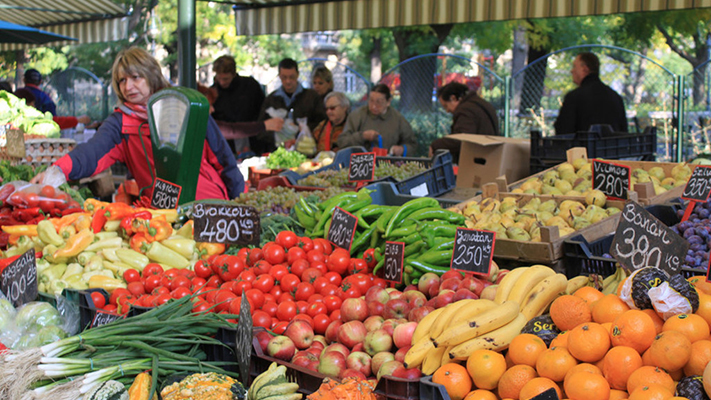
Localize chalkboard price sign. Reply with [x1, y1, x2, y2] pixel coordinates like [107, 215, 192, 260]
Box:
[327, 207, 358, 252]
[531, 388, 559, 400]
[91, 310, 126, 328]
[0, 249, 37, 307]
[450, 228, 496, 276]
[383, 241, 405, 284]
[611, 201, 688, 275]
[150, 178, 182, 209]
[682, 165, 711, 202]
[192, 203, 260, 246]
[593, 159, 630, 200]
[348, 152, 376, 182]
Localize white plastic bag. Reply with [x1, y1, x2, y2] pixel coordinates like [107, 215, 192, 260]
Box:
[294, 118, 316, 156]
[266, 107, 299, 147]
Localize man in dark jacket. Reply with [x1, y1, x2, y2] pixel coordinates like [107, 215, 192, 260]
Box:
[21, 69, 56, 116]
[554, 52, 628, 135]
[255, 58, 326, 155]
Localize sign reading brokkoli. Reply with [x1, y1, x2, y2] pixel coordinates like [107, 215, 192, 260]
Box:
[192, 203, 260, 246]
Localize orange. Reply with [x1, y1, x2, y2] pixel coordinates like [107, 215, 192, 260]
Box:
[591, 294, 630, 324]
[640, 308, 664, 334]
[508, 334, 547, 367]
[694, 292, 711, 330]
[668, 368, 684, 381]
[462, 389, 497, 400]
[617, 277, 627, 296]
[628, 383, 674, 400]
[466, 350, 506, 390]
[602, 345, 644, 391]
[535, 346, 578, 382]
[433, 363, 472, 400]
[688, 275, 711, 295]
[683, 339, 711, 376]
[549, 330, 569, 349]
[574, 286, 604, 308]
[497, 364, 538, 400]
[609, 389, 628, 400]
[662, 313, 710, 343]
[610, 309, 656, 354]
[504, 349, 515, 369]
[563, 363, 601, 389]
[550, 295, 592, 331]
[600, 322, 613, 341]
[626, 366, 675, 394]
[518, 377, 561, 400]
[648, 330, 692, 371]
[567, 323, 610, 362]
[563, 371, 611, 400]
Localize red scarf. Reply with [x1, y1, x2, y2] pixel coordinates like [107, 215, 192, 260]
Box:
[123, 102, 149, 121]
[322, 121, 333, 151]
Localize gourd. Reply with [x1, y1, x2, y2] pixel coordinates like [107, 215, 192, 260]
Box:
[83, 380, 129, 400]
[128, 372, 153, 400]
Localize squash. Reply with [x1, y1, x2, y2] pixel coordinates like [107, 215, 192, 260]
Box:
[160, 372, 239, 400]
[83, 380, 129, 400]
[128, 372, 154, 400]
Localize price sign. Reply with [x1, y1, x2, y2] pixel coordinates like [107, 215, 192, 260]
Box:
[450, 228, 496, 276]
[0, 249, 37, 307]
[327, 207, 358, 252]
[593, 160, 630, 200]
[682, 166, 711, 202]
[150, 178, 182, 209]
[611, 201, 688, 275]
[235, 293, 253, 387]
[348, 152, 376, 182]
[91, 310, 125, 328]
[383, 241, 404, 284]
[192, 203, 260, 246]
[531, 388, 560, 400]
[5, 127, 25, 158]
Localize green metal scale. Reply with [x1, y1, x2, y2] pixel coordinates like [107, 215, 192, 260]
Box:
[147, 87, 210, 205]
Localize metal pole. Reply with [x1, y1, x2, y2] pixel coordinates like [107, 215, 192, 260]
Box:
[503, 76, 511, 137]
[178, 0, 196, 88]
[676, 75, 685, 162]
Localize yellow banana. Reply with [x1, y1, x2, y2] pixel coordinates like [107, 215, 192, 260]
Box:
[448, 313, 527, 360]
[403, 336, 435, 368]
[494, 267, 529, 304]
[411, 307, 446, 345]
[433, 300, 520, 348]
[565, 275, 590, 294]
[448, 299, 498, 327]
[421, 345, 446, 375]
[429, 299, 479, 340]
[520, 273, 569, 320]
[441, 345, 454, 367]
[506, 265, 556, 305]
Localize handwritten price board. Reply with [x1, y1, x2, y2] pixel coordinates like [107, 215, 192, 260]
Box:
[593, 160, 630, 200]
[150, 178, 182, 209]
[327, 207, 358, 252]
[383, 241, 404, 284]
[4, 127, 25, 158]
[348, 152, 376, 182]
[682, 166, 711, 202]
[192, 203, 260, 246]
[611, 201, 688, 275]
[450, 228, 496, 276]
[0, 249, 37, 307]
[91, 310, 126, 328]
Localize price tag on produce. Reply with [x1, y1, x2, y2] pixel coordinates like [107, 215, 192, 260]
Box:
[592, 159, 630, 200]
[192, 203, 260, 246]
[348, 152, 376, 182]
[450, 228, 496, 276]
[91, 310, 125, 328]
[530, 388, 560, 400]
[235, 293, 253, 387]
[682, 166, 711, 202]
[611, 201, 688, 275]
[327, 207, 358, 252]
[150, 178, 182, 209]
[0, 249, 37, 308]
[4, 127, 25, 158]
[382, 241, 404, 284]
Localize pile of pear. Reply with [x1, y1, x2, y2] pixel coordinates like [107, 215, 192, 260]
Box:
[509, 158, 692, 197]
[449, 190, 620, 242]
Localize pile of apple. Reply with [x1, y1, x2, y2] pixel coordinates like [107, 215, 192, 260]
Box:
[255, 266, 506, 382]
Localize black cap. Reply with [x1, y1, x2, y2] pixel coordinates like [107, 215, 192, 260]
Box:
[24, 69, 42, 84]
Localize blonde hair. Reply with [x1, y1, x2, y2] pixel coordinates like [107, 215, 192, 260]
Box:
[112, 47, 171, 104]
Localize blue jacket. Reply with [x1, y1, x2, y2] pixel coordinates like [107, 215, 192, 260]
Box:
[24, 85, 56, 116]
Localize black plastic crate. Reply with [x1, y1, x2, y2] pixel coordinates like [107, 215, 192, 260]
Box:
[419, 376, 451, 400]
[365, 182, 460, 208]
[201, 326, 239, 375]
[250, 335, 327, 395]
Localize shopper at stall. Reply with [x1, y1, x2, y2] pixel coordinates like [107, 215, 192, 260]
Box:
[336, 83, 416, 156]
[312, 91, 350, 152]
[430, 82, 499, 163]
[311, 65, 334, 99]
[554, 52, 628, 135]
[32, 47, 244, 200]
[21, 68, 56, 116]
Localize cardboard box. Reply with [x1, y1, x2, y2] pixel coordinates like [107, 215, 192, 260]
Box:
[450, 134, 530, 188]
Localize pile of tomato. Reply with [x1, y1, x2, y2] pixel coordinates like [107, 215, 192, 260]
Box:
[95, 231, 386, 334]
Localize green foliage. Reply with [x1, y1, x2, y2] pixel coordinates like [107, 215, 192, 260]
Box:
[338, 29, 399, 77]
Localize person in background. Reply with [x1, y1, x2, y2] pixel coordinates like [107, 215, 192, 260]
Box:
[337, 84, 416, 156]
[256, 58, 326, 155]
[14, 88, 93, 130]
[0, 81, 13, 92]
[311, 91, 350, 152]
[31, 47, 244, 200]
[554, 52, 628, 135]
[21, 68, 56, 116]
[311, 65, 334, 100]
[430, 82, 499, 163]
[211, 55, 265, 156]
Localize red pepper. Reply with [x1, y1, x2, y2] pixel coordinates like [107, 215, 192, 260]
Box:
[145, 215, 172, 242]
[0, 232, 10, 249]
[0, 255, 21, 273]
[14, 207, 42, 222]
[103, 202, 135, 221]
[91, 212, 107, 233]
[0, 183, 15, 205]
[0, 207, 11, 216]
[130, 233, 150, 253]
[27, 215, 45, 225]
[120, 215, 135, 236]
[61, 207, 84, 216]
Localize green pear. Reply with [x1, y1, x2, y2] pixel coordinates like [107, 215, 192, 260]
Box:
[463, 201, 481, 217]
[481, 198, 501, 213]
[572, 158, 589, 171]
[499, 197, 518, 213]
[606, 207, 621, 216]
[554, 179, 573, 194]
[522, 198, 542, 211]
[535, 211, 555, 223]
[520, 178, 542, 193]
[506, 226, 531, 241]
[544, 216, 569, 229]
[541, 186, 563, 196]
[560, 170, 578, 183]
[671, 163, 692, 181]
[585, 189, 607, 207]
[557, 162, 575, 174]
[541, 171, 559, 186]
[576, 163, 592, 176]
[648, 166, 666, 182]
[559, 200, 585, 217]
[572, 216, 593, 230]
[538, 200, 558, 213]
[565, 190, 583, 197]
[661, 177, 676, 186]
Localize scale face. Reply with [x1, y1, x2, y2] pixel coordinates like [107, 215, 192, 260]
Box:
[147, 87, 210, 205]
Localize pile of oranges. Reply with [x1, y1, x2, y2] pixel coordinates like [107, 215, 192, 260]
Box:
[430, 276, 711, 400]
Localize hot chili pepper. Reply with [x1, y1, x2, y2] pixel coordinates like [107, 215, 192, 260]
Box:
[103, 202, 135, 221]
[54, 228, 94, 259]
[91, 212, 107, 233]
[130, 233, 150, 254]
[0, 183, 16, 205]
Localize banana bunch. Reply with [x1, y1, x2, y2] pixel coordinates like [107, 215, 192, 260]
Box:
[248, 362, 301, 400]
[404, 299, 527, 374]
[494, 265, 569, 320]
[601, 267, 628, 295]
[565, 275, 592, 294]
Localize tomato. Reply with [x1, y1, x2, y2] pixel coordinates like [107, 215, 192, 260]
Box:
[25, 193, 39, 208]
[327, 249, 350, 275]
[227, 255, 246, 277]
[215, 289, 238, 313]
[228, 297, 243, 314]
[313, 314, 331, 334]
[310, 261, 328, 275]
[330, 309, 341, 322]
[372, 277, 388, 289]
[268, 285, 283, 298]
[170, 276, 192, 291]
[312, 277, 329, 293]
[237, 247, 249, 259]
[239, 270, 256, 283]
[280, 273, 301, 293]
[262, 301, 278, 317]
[347, 273, 372, 295]
[301, 267, 322, 284]
[276, 231, 299, 249]
[306, 302, 328, 317]
[263, 293, 277, 304]
[245, 288, 265, 309]
[349, 259, 368, 275]
[192, 300, 212, 314]
[233, 280, 252, 296]
[123, 269, 141, 283]
[253, 274, 275, 293]
[90, 292, 106, 309]
[39, 198, 56, 213]
[323, 295, 342, 313]
[252, 310, 272, 329]
[287, 247, 306, 265]
[152, 286, 170, 296]
[264, 244, 286, 265]
[194, 284, 212, 298]
[144, 275, 163, 292]
[295, 300, 309, 315]
[127, 281, 146, 296]
[293, 313, 313, 327]
[67, 200, 80, 209]
[290, 258, 309, 278]
[307, 294, 323, 303]
[272, 321, 289, 335]
[103, 304, 118, 313]
[206, 275, 223, 288]
[268, 264, 289, 281]
[306, 249, 326, 264]
[253, 260, 272, 276]
[144, 264, 164, 276]
[171, 287, 192, 299]
[8, 192, 25, 208]
[194, 260, 212, 279]
[205, 287, 220, 304]
[341, 286, 361, 299]
[323, 272, 342, 287]
[319, 284, 338, 297]
[313, 238, 333, 255]
[278, 292, 294, 303]
[220, 281, 238, 293]
[363, 248, 378, 269]
[247, 248, 264, 266]
[294, 282, 316, 301]
[191, 277, 207, 290]
[54, 193, 70, 210]
[298, 237, 314, 252]
[276, 300, 297, 321]
[153, 293, 172, 307]
[39, 185, 56, 198]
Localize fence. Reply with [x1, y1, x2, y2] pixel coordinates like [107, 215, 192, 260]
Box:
[44, 67, 113, 123]
[686, 59, 711, 160]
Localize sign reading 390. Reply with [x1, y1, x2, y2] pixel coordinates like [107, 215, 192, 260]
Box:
[192, 203, 260, 246]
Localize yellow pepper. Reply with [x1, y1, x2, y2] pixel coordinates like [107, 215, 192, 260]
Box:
[54, 229, 94, 259]
[148, 208, 178, 223]
[88, 275, 127, 292]
[37, 220, 65, 246]
[2, 224, 38, 236]
[84, 198, 109, 214]
[73, 214, 92, 232]
[196, 242, 225, 259]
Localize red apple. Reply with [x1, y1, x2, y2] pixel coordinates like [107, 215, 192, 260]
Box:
[418, 273, 441, 298]
[387, 290, 404, 300]
[394, 346, 410, 363]
[311, 337, 326, 350]
[408, 306, 434, 323]
[495, 269, 511, 284]
[392, 366, 423, 380]
[364, 328, 393, 356]
[325, 320, 343, 343]
[266, 335, 296, 361]
[323, 342, 350, 358]
[488, 261, 500, 282]
[460, 276, 486, 296]
[403, 290, 427, 308]
[393, 321, 417, 349]
[439, 277, 461, 292]
[365, 286, 391, 305]
[367, 301, 385, 316]
[307, 347, 322, 357]
[403, 285, 418, 292]
[377, 360, 404, 380]
[381, 318, 402, 336]
[428, 284, 440, 298]
[441, 270, 464, 281]
[318, 350, 347, 378]
[371, 351, 395, 376]
[434, 291, 455, 308]
[338, 320, 367, 349]
[306, 359, 319, 372]
[346, 351, 372, 377]
[284, 320, 314, 349]
[452, 288, 479, 302]
[340, 368, 367, 380]
[425, 297, 437, 308]
[341, 297, 368, 322]
[364, 315, 385, 332]
[383, 298, 411, 320]
[254, 329, 272, 353]
[351, 342, 365, 353]
[292, 350, 318, 368]
[480, 284, 498, 301]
